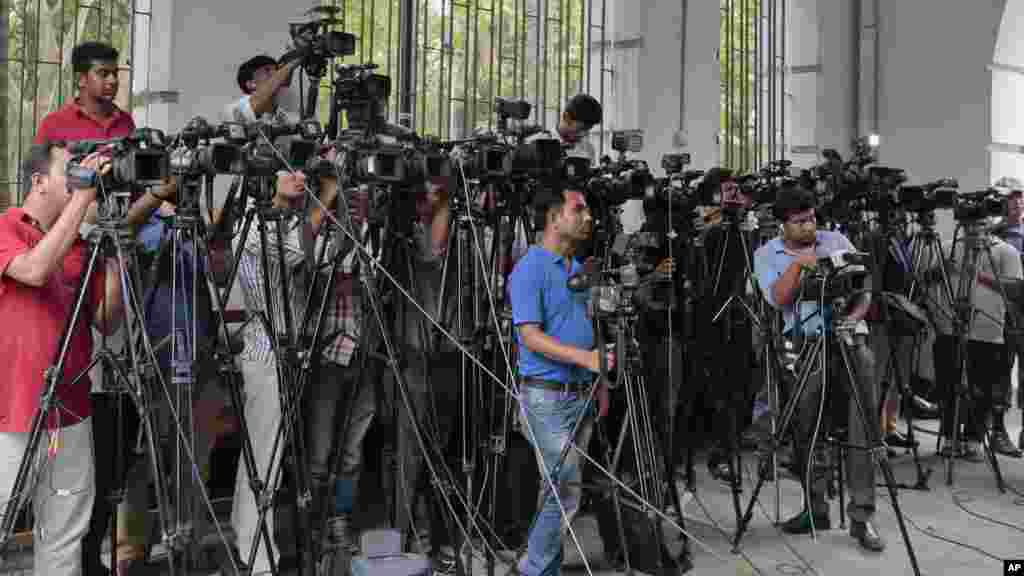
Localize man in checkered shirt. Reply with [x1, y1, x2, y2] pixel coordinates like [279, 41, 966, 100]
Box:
[308, 184, 377, 573]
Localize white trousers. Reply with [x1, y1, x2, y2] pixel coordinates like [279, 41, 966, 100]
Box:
[0, 418, 95, 576]
[232, 358, 282, 573]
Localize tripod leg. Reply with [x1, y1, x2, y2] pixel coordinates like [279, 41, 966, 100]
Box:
[106, 254, 178, 576]
[836, 335, 921, 575]
[733, 336, 824, 548]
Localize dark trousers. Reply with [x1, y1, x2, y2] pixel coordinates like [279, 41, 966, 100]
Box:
[783, 334, 878, 522]
[84, 393, 141, 575]
[933, 335, 1007, 440]
[388, 347, 462, 551]
[1004, 322, 1024, 410]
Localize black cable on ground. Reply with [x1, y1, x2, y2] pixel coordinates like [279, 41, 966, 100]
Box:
[951, 489, 1024, 535]
[876, 489, 1006, 563]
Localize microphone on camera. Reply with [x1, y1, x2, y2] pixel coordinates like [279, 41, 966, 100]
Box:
[817, 250, 871, 275]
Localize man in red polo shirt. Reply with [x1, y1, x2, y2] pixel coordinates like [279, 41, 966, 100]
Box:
[0, 142, 121, 576]
[34, 41, 178, 576]
[35, 42, 135, 145]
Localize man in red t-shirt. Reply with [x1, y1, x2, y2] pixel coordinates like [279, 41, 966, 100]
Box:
[0, 142, 122, 576]
[35, 42, 135, 145]
[34, 41, 176, 576]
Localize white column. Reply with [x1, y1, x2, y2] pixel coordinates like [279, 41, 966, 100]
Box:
[814, 0, 858, 159]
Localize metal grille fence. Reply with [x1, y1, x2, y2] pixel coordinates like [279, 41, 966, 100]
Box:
[1, 0, 153, 207]
[320, 0, 610, 151]
[721, 0, 786, 172]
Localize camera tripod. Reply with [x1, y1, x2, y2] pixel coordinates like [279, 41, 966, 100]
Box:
[0, 189, 178, 576]
[594, 282, 685, 576]
[705, 208, 778, 535]
[139, 167, 275, 575]
[860, 220, 933, 491]
[935, 222, 1010, 491]
[731, 275, 922, 576]
[432, 176, 530, 576]
[212, 170, 323, 575]
[704, 206, 782, 532]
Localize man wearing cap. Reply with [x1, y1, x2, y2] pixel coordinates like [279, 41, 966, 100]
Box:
[753, 185, 884, 551]
[994, 177, 1024, 455]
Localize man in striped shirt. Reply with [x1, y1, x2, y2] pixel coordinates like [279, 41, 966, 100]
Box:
[231, 165, 338, 573]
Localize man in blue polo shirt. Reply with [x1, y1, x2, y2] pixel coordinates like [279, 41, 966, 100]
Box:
[753, 185, 884, 552]
[509, 185, 610, 576]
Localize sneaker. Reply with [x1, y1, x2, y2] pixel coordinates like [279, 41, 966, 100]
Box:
[884, 430, 918, 449]
[779, 509, 830, 534]
[850, 520, 885, 552]
[990, 428, 1023, 458]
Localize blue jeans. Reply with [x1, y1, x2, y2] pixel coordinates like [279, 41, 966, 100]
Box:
[518, 386, 594, 576]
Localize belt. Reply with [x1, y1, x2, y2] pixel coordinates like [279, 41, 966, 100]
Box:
[522, 377, 591, 393]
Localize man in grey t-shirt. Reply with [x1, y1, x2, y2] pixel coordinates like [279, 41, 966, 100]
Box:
[922, 222, 1022, 460]
[994, 179, 1024, 454]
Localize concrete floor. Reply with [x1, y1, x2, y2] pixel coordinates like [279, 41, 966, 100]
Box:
[2, 412, 1022, 576]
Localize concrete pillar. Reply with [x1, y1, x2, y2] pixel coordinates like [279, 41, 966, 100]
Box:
[814, 0, 859, 159]
[787, 0, 820, 168]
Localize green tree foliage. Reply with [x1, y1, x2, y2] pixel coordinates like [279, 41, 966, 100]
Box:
[320, 0, 587, 139]
[3, 0, 134, 206]
[720, 0, 759, 172]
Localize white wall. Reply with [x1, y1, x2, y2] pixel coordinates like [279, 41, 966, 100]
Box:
[875, 0, 1005, 191]
[991, 0, 1024, 185]
[607, 0, 719, 231]
[606, 0, 719, 171]
[168, 0, 313, 131]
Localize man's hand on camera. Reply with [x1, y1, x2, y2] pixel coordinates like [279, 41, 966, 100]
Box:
[71, 152, 112, 203]
[277, 171, 307, 201]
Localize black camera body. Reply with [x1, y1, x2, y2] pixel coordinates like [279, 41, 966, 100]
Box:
[287, 8, 356, 77]
[495, 97, 531, 122]
[586, 159, 652, 206]
[504, 138, 563, 180]
[333, 63, 392, 134]
[66, 129, 169, 194]
[954, 189, 1004, 222]
[337, 136, 451, 187]
[896, 178, 957, 213]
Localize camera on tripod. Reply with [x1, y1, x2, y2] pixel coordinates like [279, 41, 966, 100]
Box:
[896, 178, 958, 213]
[583, 131, 652, 206]
[800, 250, 872, 304]
[333, 63, 392, 133]
[230, 119, 322, 177]
[285, 6, 356, 78]
[953, 188, 1004, 222]
[67, 128, 170, 194]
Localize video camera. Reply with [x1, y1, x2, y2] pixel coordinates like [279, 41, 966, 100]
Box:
[285, 6, 356, 78]
[638, 154, 703, 217]
[896, 178, 958, 213]
[800, 250, 872, 304]
[173, 117, 322, 177]
[954, 188, 1004, 222]
[66, 128, 170, 193]
[335, 133, 452, 187]
[583, 130, 653, 206]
